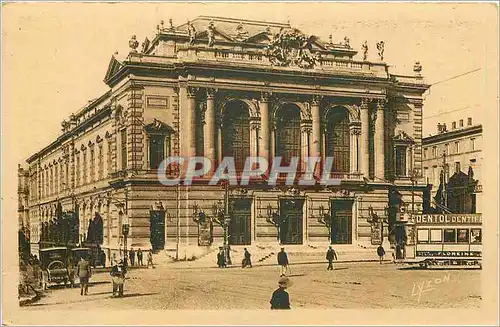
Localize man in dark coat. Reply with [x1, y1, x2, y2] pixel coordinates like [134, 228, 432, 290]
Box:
[217, 247, 226, 268]
[326, 246, 338, 270]
[242, 248, 252, 268]
[76, 256, 92, 296]
[270, 277, 292, 309]
[377, 244, 385, 264]
[129, 248, 135, 266]
[277, 247, 289, 277]
[137, 248, 143, 266]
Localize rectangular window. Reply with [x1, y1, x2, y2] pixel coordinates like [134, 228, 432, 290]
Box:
[98, 145, 104, 180]
[455, 141, 460, 153]
[444, 143, 449, 155]
[423, 167, 428, 183]
[65, 162, 69, 190]
[470, 229, 482, 244]
[432, 165, 437, 184]
[417, 229, 429, 243]
[149, 135, 165, 169]
[395, 146, 407, 177]
[121, 129, 127, 170]
[457, 229, 469, 243]
[455, 161, 461, 173]
[452, 121, 457, 129]
[467, 117, 472, 126]
[430, 229, 442, 243]
[432, 146, 437, 157]
[459, 119, 464, 127]
[470, 138, 476, 151]
[423, 148, 427, 159]
[443, 229, 456, 243]
[90, 148, 95, 182]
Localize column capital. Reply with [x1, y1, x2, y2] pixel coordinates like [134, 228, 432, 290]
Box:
[206, 88, 216, 99]
[187, 86, 199, 98]
[260, 91, 271, 102]
[377, 98, 387, 109]
[361, 97, 371, 109]
[311, 94, 323, 106]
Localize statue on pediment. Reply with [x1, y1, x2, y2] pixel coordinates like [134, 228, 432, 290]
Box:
[187, 20, 197, 45]
[235, 22, 249, 41]
[393, 129, 414, 143]
[362, 41, 368, 61]
[207, 21, 215, 47]
[266, 27, 319, 69]
[343, 36, 351, 48]
[376, 41, 385, 61]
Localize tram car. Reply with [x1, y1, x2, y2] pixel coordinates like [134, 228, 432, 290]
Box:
[395, 213, 482, 269]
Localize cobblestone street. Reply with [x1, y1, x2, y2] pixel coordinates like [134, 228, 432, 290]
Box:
[22, 261, 481, 310]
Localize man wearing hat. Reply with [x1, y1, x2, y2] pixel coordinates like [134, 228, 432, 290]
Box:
[277, 247, 289, 277]
[270, 277, 292, 309]
[217, 247, 226, 268]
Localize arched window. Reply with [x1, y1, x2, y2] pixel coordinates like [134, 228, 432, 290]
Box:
[222, 101, 250, 173]
[275, 104, 301, 166]
[325, 109, 350, 173]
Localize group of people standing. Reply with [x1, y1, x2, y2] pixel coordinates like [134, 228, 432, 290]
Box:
[126, 248, 154, 268]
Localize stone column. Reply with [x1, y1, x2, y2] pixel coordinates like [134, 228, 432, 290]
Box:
[360, 98, 370, 178]
[180, 86, 197, 158]
[349, 124, 361, 174]
[374, 99, 386, 180]
[259, 92, 270, 161]
[310, 95, 322, 158]
[204, 89, 216, 169]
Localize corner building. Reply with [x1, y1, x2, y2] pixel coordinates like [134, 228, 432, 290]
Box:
[24, 16, 429, 259]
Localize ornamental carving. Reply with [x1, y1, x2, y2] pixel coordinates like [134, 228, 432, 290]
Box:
[393, 129, 414, 143]
[187, 20, 197, 45]
[144, 118, 175, 135]
[266, 27, 320, 69]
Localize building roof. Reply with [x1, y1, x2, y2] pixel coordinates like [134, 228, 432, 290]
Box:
[423, 124, 482, 146]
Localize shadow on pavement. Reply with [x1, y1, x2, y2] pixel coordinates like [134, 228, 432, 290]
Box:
[398, 266, 480, 271]
[116, 292, 159, 299]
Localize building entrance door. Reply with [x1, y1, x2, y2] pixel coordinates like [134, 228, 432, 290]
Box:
[150, 210, 165, 252]
[279, 198, 304, 244]
[330, 200, 353, 244]
[229, 198, 252, 245]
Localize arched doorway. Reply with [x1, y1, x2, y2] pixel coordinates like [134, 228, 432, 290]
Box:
[222, 101, 251, 173]
[275, 104, 301, 166]
[325, 108, 350, 173]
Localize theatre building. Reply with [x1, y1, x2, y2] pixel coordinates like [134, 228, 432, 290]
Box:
[23, 16, 429, 259]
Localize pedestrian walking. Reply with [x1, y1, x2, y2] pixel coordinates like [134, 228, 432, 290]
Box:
[326, 246, 338, 270]
[76, 255, 92, 296]
[110, 259, 126, 297]
[242, 248, 252, 268]
[146, 250, 154, 268]
[137, 248, 143, 266]
[377, 244, 386, 264]
[217, 247, 226, 268]
[270, 277, 293, 310]
[277, 247, 289, 277]
[129, 248, 135, 266]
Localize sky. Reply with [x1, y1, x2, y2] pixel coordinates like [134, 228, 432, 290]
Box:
[1, 2, 497, 193]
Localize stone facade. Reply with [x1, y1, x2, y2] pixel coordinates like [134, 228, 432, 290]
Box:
[422, 119, 482, 213]
[22, 16, 429, 259]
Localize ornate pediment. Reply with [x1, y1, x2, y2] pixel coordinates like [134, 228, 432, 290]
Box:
[144, 118, 175, 135]
[266, 27, 321, 69]
[393, 129, 414, 144]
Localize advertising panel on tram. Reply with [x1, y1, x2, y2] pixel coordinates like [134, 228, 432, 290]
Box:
[395, 213, 482, 269]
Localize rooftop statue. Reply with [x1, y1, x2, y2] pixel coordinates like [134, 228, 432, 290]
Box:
[187, 20, 197, 45]
[362, 40, 368, 61]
